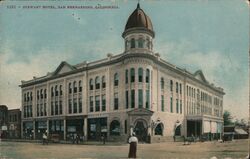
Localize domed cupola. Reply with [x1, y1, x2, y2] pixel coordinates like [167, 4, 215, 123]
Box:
[122, 3, 155, 53]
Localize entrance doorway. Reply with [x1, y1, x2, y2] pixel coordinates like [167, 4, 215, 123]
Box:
[187, 120, 202, 137]
[134, 121, 147, 142]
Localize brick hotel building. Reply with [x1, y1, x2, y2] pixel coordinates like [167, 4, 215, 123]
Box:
[20, 3, 224, 142]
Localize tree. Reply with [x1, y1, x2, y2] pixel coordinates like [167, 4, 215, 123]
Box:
[223, 110, 233, 126]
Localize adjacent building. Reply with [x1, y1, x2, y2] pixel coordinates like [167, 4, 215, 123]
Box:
[20, 3, 224, 142]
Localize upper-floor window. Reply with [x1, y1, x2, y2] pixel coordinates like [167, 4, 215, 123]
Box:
[55, 85, 58, 96]
[102, 76, 106, 88]
[138, 68, 143, 82]
[68, 83, 72, 94]
[24, 93, 26, 102]
[138, 38, 144, 48]
[131, 38, 135, 48]
[89, 79, 94, 90]
[44, 89, 47, 98]
[30, 92, 33, 101]
[114, 73, 119, 86]
[114, 93, 119, 110]
[51, 87, 54, 97]
[146, 69, 150, 83]
[59, 85, 63, 95]
[170, 80, 173, 92]
[40, 89, 43, 99]
[125, 69, 129, 84]
[146, 39, 150, 49]
[27, 92, 30, 101]
[73, 81, 77, 93]
[95, 76, 100, 89]
[176, 82, 178, 93]
[79, 81, 82, 92]
[37, 90, 39, 100]
[179, 83, 182, 94]
[161, 77, 164, 89]
[130, 68, 135, 83]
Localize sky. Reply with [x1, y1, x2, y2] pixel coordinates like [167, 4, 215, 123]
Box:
[0, 0, 249, 121]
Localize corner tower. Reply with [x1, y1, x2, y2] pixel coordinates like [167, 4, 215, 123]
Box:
[122, 3, 155, 53]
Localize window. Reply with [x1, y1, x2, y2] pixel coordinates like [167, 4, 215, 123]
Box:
[125, 69, 129, 84]
[114, 73, 119, 86]
[146, 39, 150, 49]
[102, 95, 106, 111]
[37, 104, 39, 116]
[68, 99, 72, 114]
[161, 95, 164, 111]
[79, 98, 82, 113]
[176, 82, 178, 93]
[55, 85, 58, 96]
[95, 96, 100, 112]
[146, 69, 150, 83]
[130, 68, 135, 83]
[51, 102, 54, 115]
[146, 90, 150, 109]
[138, 38, 144, 48]
[73, 98, 77, 113]
[59, 101, 62, 114]
[90, 96, 94, 112]
[131, 38, 135, 48]
[138, 89, 143, 108]
[59, 85, 63, 96]
[44, 103, 47, 116]
[176, 99, 179, 113]
[89, 79, 94, 90]
[44, 89, 47, 98]
[37, 90, 39, 100]
[73, 81, 77, 93]
[69, 83, 72, 94]
[95, 77, 100, 89]
[27, 92, 30, 101]
[102, 76, 106, 88]
[110, 120, 120, 136]
[131, 90, 135, 108]
[24, 93, 26, 102]
[40, 104, 43, 116]
[155, 123, 163, 135]
[124, 120, 127, 134]
[170, 97, 173, 113]
[55, 101, 58, 115]
[161, 77, 164, 89]
[40, 89, 43, 99]
[170, 80, 173, 92]
[79, 81, 82, 92]
[179, 83, 182, 94]
[126, 91, 129, 109]
[138, 68, 143, 82]
[114, 93, 119, 110]
[30, 92, 33, 101]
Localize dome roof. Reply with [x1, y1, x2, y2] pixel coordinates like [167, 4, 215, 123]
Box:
[123, 3, 154, 37]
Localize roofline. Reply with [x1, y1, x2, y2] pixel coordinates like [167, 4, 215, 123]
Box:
[20, 52, 225, 95]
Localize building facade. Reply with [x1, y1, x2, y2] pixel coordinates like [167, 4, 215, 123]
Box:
[20, 4, 224, 142]
[8, 109, 21, 139]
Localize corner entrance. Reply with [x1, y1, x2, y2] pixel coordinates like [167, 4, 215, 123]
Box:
[134, 121, 147, 142]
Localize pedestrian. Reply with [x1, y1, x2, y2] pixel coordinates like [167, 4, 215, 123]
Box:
[173, 134, 176, 142]
[76, 134, 79, 144]
[42, 133, 48, 145]
[101, 134, 106, 144]
[128, 132, 138, 158]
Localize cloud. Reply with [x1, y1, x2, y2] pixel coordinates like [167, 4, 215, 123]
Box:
[0, 46, 72, 109]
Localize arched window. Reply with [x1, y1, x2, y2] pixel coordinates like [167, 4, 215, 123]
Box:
[73, 81, 77, 93]
[146, 69, 150, 83]
[44, 89, 47, 98]
[55, 85, 58, 96]
[125, 40, 129, 50]
[59, 85, 62, 95]
[79, 81, 82, 92]
[138, 38, 144, 48]
[40, 89, 43, 99]
[155, 123, 163, 135]
[68, 83, 72, 94]
[114, 73, 118, 86]
[102, 76, 106, 88]
[37, 90, 39, 100]
[95, 76, 100, 89]
[130, 68, 135, 83]
[161, 77, 164, 89]
[89, 79, 93, 90]
[170, 80, 173, 92]
[51, 87, 54, 97]
[131, 38, 135, 48]
[110, 120, 120, 136]
[175, 125, 181, 136]
[125, 69, 129, 84]
[138, 68, 143, 82]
